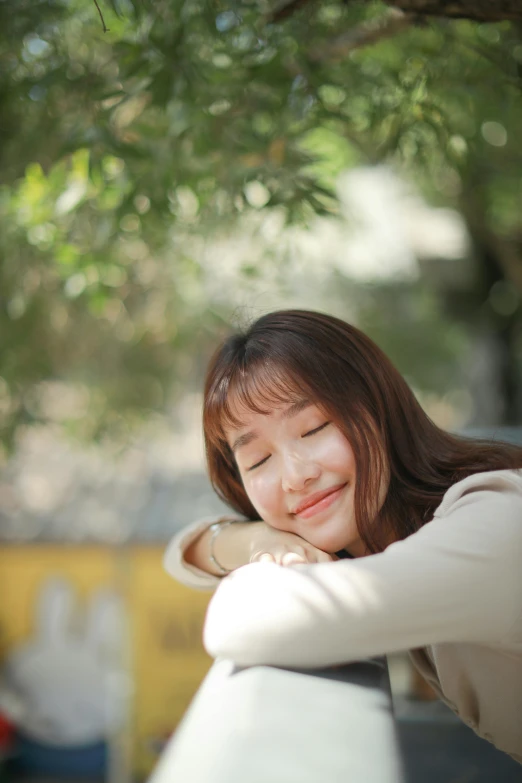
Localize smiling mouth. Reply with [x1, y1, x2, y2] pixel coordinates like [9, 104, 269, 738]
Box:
[292, 483, 347, 519]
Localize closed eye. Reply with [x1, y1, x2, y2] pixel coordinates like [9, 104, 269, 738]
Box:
[303, 422, 330, 437]
[246, 422, 330, 471]
[247, 455, 270, 471]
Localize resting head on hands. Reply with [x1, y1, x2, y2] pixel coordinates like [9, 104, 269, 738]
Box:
[199, 309, 522, 663]
[203, 309, 395, 567]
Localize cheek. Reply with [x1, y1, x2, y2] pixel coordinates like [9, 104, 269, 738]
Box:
[243, 470, 280, 514]
[322, 432, 357, 474]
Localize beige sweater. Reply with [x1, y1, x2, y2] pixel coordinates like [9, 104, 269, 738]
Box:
[164, 469, 522, 762]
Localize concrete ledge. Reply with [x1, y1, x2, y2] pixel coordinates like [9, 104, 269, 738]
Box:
[148, 657, 403, 783]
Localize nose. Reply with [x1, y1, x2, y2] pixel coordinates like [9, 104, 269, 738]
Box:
[281, 451, 320, 493]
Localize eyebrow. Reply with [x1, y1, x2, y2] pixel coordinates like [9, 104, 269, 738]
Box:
[230, 398, 312, 453]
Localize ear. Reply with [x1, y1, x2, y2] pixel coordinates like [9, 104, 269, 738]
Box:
[35, 577, 75, 645]
[85, 588, 125, 658]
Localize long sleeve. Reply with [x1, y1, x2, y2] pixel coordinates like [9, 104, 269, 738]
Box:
[203, 470, 522, 667]
[163, 516, 239, 591]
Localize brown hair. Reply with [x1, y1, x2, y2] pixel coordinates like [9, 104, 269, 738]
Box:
[203, 309, 522, 554]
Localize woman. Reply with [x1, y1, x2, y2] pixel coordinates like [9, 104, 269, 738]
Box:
[164, 309, 522, 762]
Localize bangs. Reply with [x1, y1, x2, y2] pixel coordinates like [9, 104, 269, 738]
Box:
[206, 357, 312, 441]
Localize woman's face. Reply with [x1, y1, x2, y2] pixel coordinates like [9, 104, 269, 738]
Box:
[224, 397, 368, 557]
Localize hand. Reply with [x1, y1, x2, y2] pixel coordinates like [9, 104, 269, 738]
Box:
[246, 522, 336, 566]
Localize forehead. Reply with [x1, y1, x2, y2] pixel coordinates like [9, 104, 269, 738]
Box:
[216, 359, 310, 430]
[224, 396, 314, 452]
[225, 396, 312, 432]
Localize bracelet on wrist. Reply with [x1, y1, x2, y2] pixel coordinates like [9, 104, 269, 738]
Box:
[208, 520, 234, 575]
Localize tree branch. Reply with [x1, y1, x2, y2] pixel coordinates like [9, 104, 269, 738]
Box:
[93, 0, 110, 33]
[269, 0, 522, 25]
[385, 0, 522, 23]
[309, 9, 415, 62]
[270, 0, 311, 23]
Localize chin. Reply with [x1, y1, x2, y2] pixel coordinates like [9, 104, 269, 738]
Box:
[318, 522, 360, 555]
[331, 533, 365, 557]
[312, 534, 353, 556]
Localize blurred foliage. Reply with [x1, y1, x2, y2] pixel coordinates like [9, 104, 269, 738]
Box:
[1, 0, 522, 445]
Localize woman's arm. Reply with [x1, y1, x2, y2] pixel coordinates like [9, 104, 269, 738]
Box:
[164, 517, 336, 589]
[184, 521, 263, 576]
[203, 471, 522, 667]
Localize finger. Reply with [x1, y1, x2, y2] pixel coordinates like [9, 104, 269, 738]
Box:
[251, 552, 276, 564]
[281, 552, 307, 566]
[316, 552, 335, 562]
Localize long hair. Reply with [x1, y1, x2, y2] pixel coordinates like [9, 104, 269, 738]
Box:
[203, 310, 522, 554]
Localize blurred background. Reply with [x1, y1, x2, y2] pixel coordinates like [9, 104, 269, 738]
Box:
[1, 0, 522, 780]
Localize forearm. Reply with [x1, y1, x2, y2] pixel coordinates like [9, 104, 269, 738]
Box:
[204, 488, 522, 667]
[184, 520, 262, 576]
[165, 515, 334, 589]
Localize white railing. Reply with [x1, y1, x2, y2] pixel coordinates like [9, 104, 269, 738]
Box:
[147, 657, 404, 783]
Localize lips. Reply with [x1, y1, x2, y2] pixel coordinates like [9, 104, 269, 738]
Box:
[292, 483, 347, 516]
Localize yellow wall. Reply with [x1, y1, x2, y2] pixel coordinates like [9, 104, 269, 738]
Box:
[0, 545, 213, 779]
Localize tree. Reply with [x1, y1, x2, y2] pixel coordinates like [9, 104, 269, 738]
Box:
[1, 0, 521, 447]
[273, 0, 522, 25]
